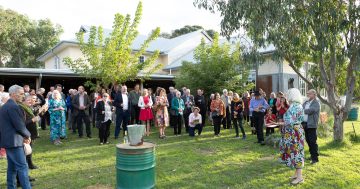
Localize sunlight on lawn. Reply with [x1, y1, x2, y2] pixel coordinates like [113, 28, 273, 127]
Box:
[1, 120, 360, 189]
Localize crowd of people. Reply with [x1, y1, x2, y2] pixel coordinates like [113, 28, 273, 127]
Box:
[0, 82, 321, 187]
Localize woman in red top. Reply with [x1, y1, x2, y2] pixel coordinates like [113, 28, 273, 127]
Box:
[265, 108, 277, 136]
[138, 89, 154, 136]
[277, 96, 289, 121]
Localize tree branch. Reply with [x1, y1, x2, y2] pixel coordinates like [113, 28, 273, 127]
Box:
[285, 56, 333, 108]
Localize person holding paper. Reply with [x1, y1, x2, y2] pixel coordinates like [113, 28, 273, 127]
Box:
[188, 107, 202, 137]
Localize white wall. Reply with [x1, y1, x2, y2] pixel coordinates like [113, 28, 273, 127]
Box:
[258, 57, 280, 75]
[44, 44, 169, 75]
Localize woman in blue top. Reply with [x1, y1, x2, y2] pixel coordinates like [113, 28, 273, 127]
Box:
[48, 90, 67, 145]
[171, 91, 185, 136]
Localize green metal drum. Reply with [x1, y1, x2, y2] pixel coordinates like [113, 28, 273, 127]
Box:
[116, 142, 156, 189]
[348, 107, 359, 121]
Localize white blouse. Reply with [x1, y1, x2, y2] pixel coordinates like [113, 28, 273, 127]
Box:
[189, 113, 202, 127]
[104, 102, 112, 122]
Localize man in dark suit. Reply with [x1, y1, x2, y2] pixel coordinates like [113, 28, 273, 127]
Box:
[114, 85, 131, 139]
[194, 89, 207, 127]
[0, 85, 32, 189]
[72, 86, 92, 138]
[181, 89, 194, 133]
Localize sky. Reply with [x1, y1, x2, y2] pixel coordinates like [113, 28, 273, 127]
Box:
[0, 0, 223, 40]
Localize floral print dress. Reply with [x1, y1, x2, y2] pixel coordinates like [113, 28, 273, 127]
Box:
[155, 96, 169, 127]
[48, 99, 67, 141]
[279, 102, 305, 169]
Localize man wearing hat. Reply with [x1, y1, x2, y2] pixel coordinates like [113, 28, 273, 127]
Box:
[249, 90, 269, 145]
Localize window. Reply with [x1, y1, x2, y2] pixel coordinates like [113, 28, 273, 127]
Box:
[55, 57, 60, 69]
[139, 56, 145, 64]
[299, 66, 307, 96]
[299, 77, 306, 96]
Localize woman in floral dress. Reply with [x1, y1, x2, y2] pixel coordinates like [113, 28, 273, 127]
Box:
[48, 90, 67, 145]
[154, 88, 169, 139]
[278, 88, 305, 185]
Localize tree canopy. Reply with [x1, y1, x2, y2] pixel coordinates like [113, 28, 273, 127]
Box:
[194, 0, 360, 141]
[64, 2, 161, 88]
[160, 25, 216, 39]
[0, 7, 63, 68]
[175, 33, 253, 96]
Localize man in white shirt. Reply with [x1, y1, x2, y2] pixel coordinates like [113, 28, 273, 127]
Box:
[188, 107, 203, 137]
[114, 85, 131, 139]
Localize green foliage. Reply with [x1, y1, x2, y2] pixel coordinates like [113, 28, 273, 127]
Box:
[194, 0, 360, 141]
[64, 2, 161, 87]
[175, 33, 253, 96]
[171, 25, 203, 38]
[160, 25, 216, 39]
[0, 6, 63, 68]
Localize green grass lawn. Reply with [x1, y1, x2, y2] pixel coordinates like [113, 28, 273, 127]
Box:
[1, 120, 360, 189]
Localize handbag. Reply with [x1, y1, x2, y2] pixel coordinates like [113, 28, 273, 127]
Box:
[169, 109, 176, 116]
[24, 143, 32, 155]
[212, 111, 219, 117]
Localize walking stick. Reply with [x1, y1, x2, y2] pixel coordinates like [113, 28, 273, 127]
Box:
[352, 122, 357, 137]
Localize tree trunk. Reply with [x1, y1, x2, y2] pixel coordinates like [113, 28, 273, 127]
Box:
[333, 111, 345, 142]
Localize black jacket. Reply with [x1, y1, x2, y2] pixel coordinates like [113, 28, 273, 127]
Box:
[231, 100, 244, 119]
[194, 95, 206, 113]
[72, 93, 91, 116]
[23, 107, 38, 140]
[0, 99, 31, 148]
[96, 100, 113, 122]
[114, 92, 131, 113]
[36, 94, 46, 106]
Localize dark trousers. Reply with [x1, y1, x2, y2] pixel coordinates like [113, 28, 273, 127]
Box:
[213, 116, 222, 135]
[131, 105, 140, 124]
[250, 115, 256, 134]
[115, 110, 130, 138]
[40, 114, 46, 130]
[77, 111, 91, 137]
[222, 108, 231, 129]
[266, 127, 275, 136]
[99, 120, 111, 143]
[253, 112, 265, 142]
[303, 123, 319, 161]
[6, 147, 31, 189]
[92, 108, 97, 127]
[233, 117, 246, 137]
[45, 111, 50, 126]
[189, 124, 203, 136]
[183, 108, 192, 132]
[243, 113, 250, 123]
[200, 109, 206, 127]
[173, 114, 183, 135]
[71, 110, 77, 133]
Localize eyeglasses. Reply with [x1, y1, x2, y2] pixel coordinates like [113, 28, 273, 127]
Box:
[103, 96, 108, 97]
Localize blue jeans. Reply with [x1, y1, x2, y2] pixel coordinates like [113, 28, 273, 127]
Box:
[6, 147, 31, 189]
[115, 110, 130, 138]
